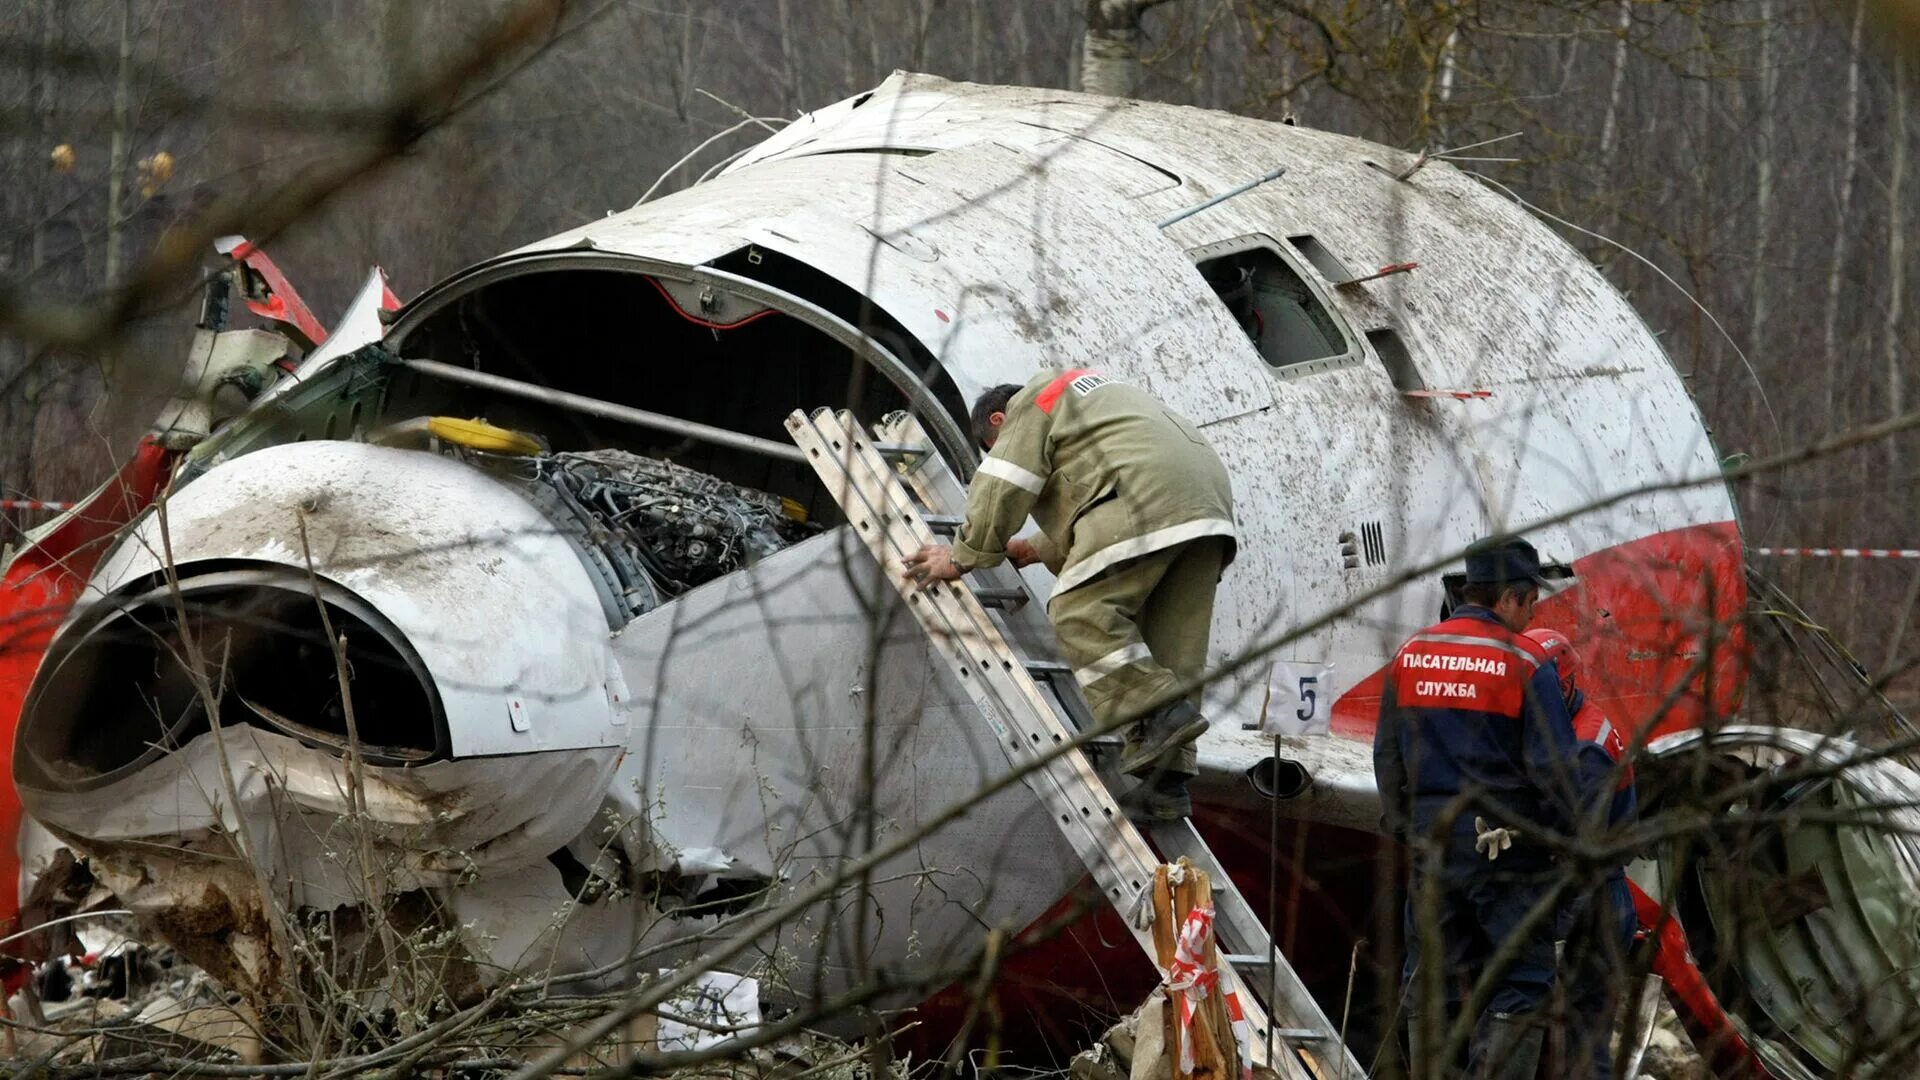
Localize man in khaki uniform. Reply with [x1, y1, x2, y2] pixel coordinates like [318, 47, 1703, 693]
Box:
[903, 367, 1237, 819]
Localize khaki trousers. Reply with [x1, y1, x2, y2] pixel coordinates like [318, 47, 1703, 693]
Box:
[1047, 537, 1226, 778]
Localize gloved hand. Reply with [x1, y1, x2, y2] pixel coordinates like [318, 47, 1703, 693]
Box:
[1474, 815, 1516, 861]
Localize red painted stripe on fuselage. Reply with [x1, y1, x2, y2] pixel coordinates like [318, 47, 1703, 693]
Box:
[1332, 520, 1747, 747]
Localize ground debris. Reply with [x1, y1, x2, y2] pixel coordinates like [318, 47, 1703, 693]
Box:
[1071, 999, 1149, 1080]
[3, 961, 250, 1066]
[1635, 996, 1707, 1080]
[1075, 987, 1715, 1080]
[1076, 996, 1279, 1080]
[0, 954, 887, 1080]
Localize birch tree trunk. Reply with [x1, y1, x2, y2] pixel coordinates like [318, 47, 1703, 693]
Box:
[97, 0, 133, 404]
[29, 0, 56, 281]
[1748, 0, 1777, 360]
[1079, 0, 1173, 98]
[1009, 2, 1034, 87]
[674, 0, 696, 119]
[1434, 24, 1461, 144]
[841, 0, 860, 95]
[1888, 54, 1910, 470]
[7, 0, 60, 505]
[1594, 0, 1633, 256]
[1823, 0, 1865, 431]
[1437, 26, 1460, 106]
[1598, 0, 1631, 159]
[103, 0, 132, 289]
[910, 0, 936, 73]
[968, 0, 986, 83]
[776, 0, 800, 113]
[1688, 9, 1717, 413]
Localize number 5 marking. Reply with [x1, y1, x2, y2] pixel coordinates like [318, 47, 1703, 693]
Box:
[1296, 675, 1318, 722]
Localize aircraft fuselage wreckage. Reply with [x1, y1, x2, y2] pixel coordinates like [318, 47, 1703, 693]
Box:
[3, 74, 1913, 1076]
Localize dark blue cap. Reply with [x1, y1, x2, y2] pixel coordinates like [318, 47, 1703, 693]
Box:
[1463, 536, 1572, 588]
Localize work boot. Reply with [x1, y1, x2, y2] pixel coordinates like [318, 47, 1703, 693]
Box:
[1118, 773, 1193, 822]
[1467, 1012, 1543, 1080]
[1119, 699, 1209, 778]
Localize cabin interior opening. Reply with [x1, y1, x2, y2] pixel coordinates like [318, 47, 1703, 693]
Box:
[389, 268, 948, 522]
[1195, 245, 1349, 372]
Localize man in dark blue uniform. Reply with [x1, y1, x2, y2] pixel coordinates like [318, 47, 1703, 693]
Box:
[1375, 537, 1580, 1078]
[1526, 627, 1640, 1078]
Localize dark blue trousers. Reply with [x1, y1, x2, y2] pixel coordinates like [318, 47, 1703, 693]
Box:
[1402, 835, 1558, 1064]
[1560, 870, 1638, 1077]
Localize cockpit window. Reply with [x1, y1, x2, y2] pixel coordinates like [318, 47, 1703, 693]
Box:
[1193, 237, 1356, 378]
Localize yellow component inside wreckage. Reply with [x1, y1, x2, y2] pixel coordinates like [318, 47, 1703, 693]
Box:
[426, 416, 543, 455]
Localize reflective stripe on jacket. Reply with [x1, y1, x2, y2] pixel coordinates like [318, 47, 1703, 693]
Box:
[1570, 693, 1637, 830]
[951, 368, 1236, 594]
[1373, 606, 1581, 839]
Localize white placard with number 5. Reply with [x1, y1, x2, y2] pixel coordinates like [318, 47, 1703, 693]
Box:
[1263, 660, 1336, 736]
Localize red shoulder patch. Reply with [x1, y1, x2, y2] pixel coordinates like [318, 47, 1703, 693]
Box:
[1574, 700, 1635, 789]
[1035, 368, 1098, 414]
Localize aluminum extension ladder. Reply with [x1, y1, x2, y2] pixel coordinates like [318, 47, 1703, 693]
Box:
[785, 408, 1364, 1080]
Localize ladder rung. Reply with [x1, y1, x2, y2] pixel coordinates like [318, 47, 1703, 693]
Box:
[973, 587, 1027, 609]
[1024, 660, 1072, 677]
[873, 441, 930, 459]
[924, 514, 962, 534]
[1221, 945, 1335, 1040]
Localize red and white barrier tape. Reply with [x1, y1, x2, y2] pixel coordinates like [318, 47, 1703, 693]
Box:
[0, 500, 75, 512]
[1753, 547, 1920, 560]
[1163, 902, 1254, 1080]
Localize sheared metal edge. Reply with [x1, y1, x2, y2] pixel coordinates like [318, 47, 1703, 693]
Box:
[257, 266, 393, 404]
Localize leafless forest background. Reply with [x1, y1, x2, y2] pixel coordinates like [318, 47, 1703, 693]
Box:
[1, 0, 1917, 693]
